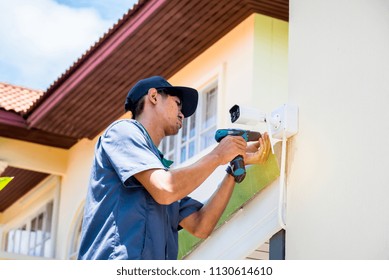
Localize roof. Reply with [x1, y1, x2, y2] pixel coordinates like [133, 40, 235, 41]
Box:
[0, 166, 48, 212]
[1, 0, 288, 149]
[0, 83, 43, 114]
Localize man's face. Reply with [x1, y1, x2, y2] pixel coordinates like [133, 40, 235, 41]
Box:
[158, 93, 184, 136]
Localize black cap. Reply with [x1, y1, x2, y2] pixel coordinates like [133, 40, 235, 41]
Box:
[124, 76, 198, 118]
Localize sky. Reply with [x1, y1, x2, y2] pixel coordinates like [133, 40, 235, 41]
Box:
[0, 0, 138, 90]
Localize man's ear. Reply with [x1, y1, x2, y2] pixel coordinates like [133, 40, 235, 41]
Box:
[147, 88, 158, 104]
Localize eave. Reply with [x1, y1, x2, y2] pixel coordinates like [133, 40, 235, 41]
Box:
[25, 0, 288, 142]
[0, 110, 77, 148]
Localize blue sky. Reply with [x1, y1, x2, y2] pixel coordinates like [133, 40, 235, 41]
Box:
[0, 0, 138, 90]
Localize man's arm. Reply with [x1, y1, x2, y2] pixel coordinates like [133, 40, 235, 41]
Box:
[178, 133, 272, 239]
[179, 173, 235, 239]
[134, 135, 247, 205]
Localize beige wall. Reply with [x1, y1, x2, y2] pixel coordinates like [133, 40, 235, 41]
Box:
[253, 15, 289, 112]
[287, 0, 389, 259]
[0, 137, 68, 175]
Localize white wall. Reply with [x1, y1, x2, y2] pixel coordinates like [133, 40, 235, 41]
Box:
[288, 0, 389, 259]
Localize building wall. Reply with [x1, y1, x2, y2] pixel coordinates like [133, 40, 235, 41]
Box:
[287, 0, 389, 259]
[253, 14, 289, 112]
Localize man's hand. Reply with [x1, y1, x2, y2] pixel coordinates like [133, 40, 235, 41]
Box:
[244, 132, 271, 165]
[211, 135, 247, 165]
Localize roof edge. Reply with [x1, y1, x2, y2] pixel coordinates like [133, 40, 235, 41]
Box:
[26, 0, 158, 127]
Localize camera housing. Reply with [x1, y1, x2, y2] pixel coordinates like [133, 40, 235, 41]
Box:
[228, 103, 298, 154]
[229, 105, 266, 125]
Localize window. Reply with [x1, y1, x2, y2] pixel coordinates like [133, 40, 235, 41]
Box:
[3, 201, 54, 258]
[160, 81, 218, 164]
[68, 206, 84, 260]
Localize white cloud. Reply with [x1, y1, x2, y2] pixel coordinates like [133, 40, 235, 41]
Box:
[0, 0, 123, 90]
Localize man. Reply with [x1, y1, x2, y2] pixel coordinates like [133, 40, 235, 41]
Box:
[78, 76, 271, 260]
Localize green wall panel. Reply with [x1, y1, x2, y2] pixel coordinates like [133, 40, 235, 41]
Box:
[178, 153, 280, 259]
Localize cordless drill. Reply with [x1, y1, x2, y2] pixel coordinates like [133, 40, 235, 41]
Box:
[215, 129, 262, 183]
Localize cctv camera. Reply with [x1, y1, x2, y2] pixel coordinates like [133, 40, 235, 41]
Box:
[229, 104, 266, 125]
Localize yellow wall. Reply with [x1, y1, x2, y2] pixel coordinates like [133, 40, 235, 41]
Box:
[170, 14, 288, 136]
[0, 137, 68, 175]
[253, 15, 288, 111]
[287, 0, 389, 259]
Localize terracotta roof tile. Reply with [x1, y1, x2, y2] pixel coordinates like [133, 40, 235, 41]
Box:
[0, 82, 44, 115]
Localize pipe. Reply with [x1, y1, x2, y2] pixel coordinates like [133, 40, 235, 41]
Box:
[278, 127, 287, 229]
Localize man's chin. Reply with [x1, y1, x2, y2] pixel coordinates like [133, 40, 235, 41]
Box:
[166, 128, 180, 136]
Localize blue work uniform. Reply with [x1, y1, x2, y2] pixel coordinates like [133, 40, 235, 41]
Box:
[78, 119, 203, 260]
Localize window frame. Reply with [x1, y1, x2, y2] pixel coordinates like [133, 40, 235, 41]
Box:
[0, 176, 60, 259]
[4, 201, 54, 257]
[67, 203, 84, 260]
[160, 79, 219, 165]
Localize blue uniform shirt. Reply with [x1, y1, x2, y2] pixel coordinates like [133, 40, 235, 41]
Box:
[78, 119, 203, 260]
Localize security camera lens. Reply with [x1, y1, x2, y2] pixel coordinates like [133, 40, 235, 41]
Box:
[229, 105, 240, 123]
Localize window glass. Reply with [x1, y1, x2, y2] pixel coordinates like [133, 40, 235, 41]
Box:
[159, 81, 218, 164]
[202, 87, 217, 130]
[3, 201, 54, 258]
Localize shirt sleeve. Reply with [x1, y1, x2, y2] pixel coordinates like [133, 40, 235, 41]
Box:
[101, 120, 165, 185]
[178, 196, 204, 225]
